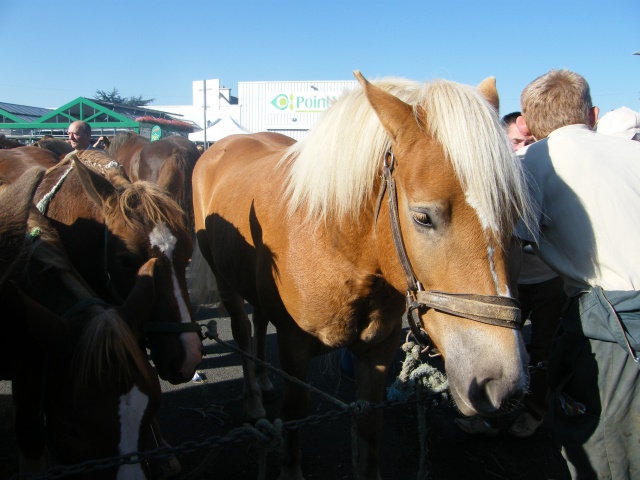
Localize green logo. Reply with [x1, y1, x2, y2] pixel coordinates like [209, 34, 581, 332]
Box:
[271, 94, 295, 111]
[151, 125, 162, 141]
[270, 92, 339, 113]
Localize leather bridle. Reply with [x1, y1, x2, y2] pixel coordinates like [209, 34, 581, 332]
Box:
[375, 150, 522, 350]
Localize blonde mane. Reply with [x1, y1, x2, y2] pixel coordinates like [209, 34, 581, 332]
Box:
[279, 77, 534, 236]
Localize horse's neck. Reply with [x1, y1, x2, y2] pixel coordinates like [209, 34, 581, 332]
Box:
[23, 226, 98, 315]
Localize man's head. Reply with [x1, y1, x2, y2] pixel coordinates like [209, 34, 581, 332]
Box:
[67, 121, 92, 150]
[519, 69, 598, 140]
[501, 112, 534, 151]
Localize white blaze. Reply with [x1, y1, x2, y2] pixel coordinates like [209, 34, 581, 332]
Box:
[149, 223, 202, 377]
[117, 385, 149, 480]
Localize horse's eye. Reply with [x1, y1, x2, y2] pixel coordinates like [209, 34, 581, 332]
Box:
[413, 212, 433, 227]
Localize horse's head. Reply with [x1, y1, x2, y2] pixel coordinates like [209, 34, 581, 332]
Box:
[356, 72, 533, 417]
[73, 153, 203, 384]
[7, 210, 161, 477]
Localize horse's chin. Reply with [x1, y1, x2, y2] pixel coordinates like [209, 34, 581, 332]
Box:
[157, 369, 192, 385]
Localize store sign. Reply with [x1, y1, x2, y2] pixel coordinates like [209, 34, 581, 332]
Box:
[270, 92, 341, 113]
[150, 125, 162, 141]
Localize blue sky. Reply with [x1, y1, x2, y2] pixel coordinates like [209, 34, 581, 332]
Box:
[1, 0, 639, 117]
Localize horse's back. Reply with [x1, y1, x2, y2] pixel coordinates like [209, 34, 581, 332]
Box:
[193, 133, 294, 300]
[193, 133, 293, 220]
[0, 147, 59, 182]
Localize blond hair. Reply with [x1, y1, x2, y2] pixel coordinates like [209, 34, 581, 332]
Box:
[520, 69, 593, 139]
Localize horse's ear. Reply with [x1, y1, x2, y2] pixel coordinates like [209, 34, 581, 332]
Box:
[73, 156, 117, 207]
[477, 77, 500, 113]
[354, 70, 415, 144]
[121, 258, 157, 335]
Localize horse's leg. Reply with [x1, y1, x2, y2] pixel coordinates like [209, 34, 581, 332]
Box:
[277, 331, 311, 480]
[252, 306, 275, 401]
[219, 282, 266, 421]
[353, 332, 402, 480]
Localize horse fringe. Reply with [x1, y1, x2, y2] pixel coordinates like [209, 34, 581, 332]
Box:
[11, 324, 450, 480]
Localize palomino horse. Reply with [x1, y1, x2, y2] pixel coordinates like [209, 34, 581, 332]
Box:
[190, 72, 535, 479]
[109, 132, 200, 235]
[0, 148, 203, 384]
[1, 203, 162, 478]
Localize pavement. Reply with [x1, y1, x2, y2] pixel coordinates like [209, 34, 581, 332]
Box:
[0, 305, 571, 480]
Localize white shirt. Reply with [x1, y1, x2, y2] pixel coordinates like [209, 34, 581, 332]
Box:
[517, 124, 640, 296]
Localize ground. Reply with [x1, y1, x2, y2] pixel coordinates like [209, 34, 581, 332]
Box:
[0, 304, 571, 480]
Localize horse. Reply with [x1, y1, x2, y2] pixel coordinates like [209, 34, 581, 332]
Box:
[0, 146, 60, 178]
[32, 137, 74, 159]
[0, 202, 162, 478]
[0, 148, 203, 385]
[0, 167, 44, 283]
[0, 137, 24, 149]
[189, 71, 535, 479]
[109, 132, 200, 235]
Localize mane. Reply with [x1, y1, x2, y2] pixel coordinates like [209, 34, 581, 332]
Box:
[72, 311, 152, 397]
[280, 77, 535, 235]
[109, 180, 187, 235]
[73, 149, 128, 185]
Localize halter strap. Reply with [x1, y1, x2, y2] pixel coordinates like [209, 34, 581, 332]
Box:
[375, 150, 522, 349]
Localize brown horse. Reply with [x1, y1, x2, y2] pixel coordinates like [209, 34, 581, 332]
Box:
[0, 146, 59, 179]
[109, 132, 200, 235]
[190, 72, 535, 479]
[33, 137, 74, 159]
[0, 148, 203, 384]
[1, 204, 162, 478]
[0, 167, 44, 283]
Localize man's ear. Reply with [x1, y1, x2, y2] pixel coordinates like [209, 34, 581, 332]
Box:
[588, 106, 599, 129]
[516, 115, 534, 140]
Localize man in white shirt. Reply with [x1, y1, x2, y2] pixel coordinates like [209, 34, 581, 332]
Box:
[515, 69, 640, 479]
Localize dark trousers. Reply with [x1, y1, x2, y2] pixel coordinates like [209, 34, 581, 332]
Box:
[518, 276, 567, 420]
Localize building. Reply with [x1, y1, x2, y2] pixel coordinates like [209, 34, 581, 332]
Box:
[152, 78, 358, 142]
[1, 77, 358, 143]
[0, 98, 196, 142]
[238, 79, 357, 141]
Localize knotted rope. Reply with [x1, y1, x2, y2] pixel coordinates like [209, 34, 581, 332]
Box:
[387, 341, 449, 480]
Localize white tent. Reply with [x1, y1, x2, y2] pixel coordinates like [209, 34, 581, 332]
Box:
[188, 115, 249, 143]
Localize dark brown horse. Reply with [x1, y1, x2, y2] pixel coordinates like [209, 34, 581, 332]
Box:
[0, 148, 203, 384]
[33, 137, 74, 159]
[0, 167, 44, 283]
[1, 204, 162, 478]
[109, 132, 200, 234]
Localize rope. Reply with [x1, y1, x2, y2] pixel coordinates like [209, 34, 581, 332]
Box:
[36, 163, 74, 215]
[10, 326, 449, 480]
[386, 341, 449, 480]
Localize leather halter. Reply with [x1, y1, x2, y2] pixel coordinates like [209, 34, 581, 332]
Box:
[375, 151, 522, 349]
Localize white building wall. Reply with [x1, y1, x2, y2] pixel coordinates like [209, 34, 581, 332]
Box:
[239, 80, 357, 141]
[151, 79, 240, 130]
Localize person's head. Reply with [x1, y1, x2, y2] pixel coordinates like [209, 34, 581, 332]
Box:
[519, 69, 599, 140]
[501, 111, 534, 151]
[596, 106, 640, 141]
[67, 121, 92, 150]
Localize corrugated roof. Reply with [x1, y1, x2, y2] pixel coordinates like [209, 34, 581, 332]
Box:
[0, 101, 52, 122]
